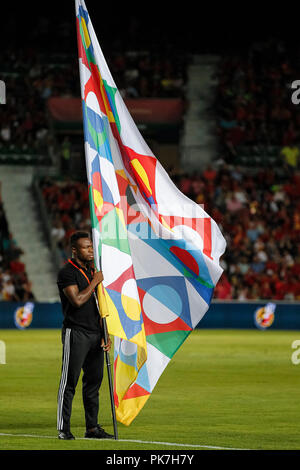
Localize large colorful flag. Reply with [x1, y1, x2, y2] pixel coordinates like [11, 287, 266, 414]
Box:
[75, 0, 226, 426]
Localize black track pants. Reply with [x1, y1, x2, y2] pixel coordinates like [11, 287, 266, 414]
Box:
[57, 327, 104, 432]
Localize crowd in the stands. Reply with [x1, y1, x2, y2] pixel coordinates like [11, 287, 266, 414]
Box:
[39, 159, 300, 301]
[0, 185, 35, 302]
[0, 15, 187, 158]
[208, 38, 300, 299]
[176, 164, 300, 300]
[213, 38, 300, 169]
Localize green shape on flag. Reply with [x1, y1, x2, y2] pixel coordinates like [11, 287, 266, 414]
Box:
[88, 185, 99, 231]
[183, 265, 214, 289]
[79, 22, 97, 68]
[83, 101, 107, 151]
[183, 266, 193, 278]
[101, 208, 131, 255]
[88, 185, 102, 267]
[146, 330, 191, 359]
[103, 79, 121, 134]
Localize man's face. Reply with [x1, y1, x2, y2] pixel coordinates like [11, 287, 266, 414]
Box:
[73, 237, 94, 263]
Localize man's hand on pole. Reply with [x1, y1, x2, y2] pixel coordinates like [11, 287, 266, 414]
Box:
[101, 335, 111, 352]
[93, 270, 104, 285]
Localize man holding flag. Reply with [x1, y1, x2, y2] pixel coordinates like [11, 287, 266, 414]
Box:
[74, 0, 226, 431]
[56, 231, 113, 440]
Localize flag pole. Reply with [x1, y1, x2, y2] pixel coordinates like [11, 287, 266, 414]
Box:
[95, 282, 119, 440]
[102, 308, 119, 441]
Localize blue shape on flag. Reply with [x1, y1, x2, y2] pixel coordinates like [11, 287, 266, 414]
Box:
[78, 6, 95, 58]
[137, 276, 193, 329]
[185, 276, 214, 306]
[147, 285, 182, 316]
[118, 343, 138, 368]
[85, 104, 105, 150]
[135, 361, 151, 393]
[91, 155, 114, 205]
[83, 102, 113, 165]
[78, 5, 89, 25]
[106, 287, 143, 340]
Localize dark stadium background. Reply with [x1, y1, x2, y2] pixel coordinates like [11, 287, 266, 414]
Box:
[1, 1, 300, 320]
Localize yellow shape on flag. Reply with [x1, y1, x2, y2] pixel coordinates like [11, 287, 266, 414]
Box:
[160, 216, 173, 232]
[115, 206, 126, 230]
[81, 17, 91, 49]
[116, 394, 151, 426]
[116, 169, 127, 180]
[131, 159, 152, 195]
[93, 188, 103, 212]
[97, 285, 130, 344]
[98, 69, 115, 123]
[102, 290, 128, 339]
[121, 294, 141, 322]
[97, 284, 109, 318]
[129, 325, 147, 357]
[115, 357, 137, 402]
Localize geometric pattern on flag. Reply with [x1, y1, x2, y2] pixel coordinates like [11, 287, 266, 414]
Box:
[137, 275, 194, 331]
[76, 0, 226, 427]
[76, 1, 147, 423]
[128, 221, 215, 299]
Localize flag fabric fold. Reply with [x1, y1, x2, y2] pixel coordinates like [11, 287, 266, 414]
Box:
[75, 0, 226, 426]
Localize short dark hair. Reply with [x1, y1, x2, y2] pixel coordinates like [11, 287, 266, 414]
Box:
[70, 231, 91, 248]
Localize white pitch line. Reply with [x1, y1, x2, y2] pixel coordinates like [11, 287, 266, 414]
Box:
[117, 438, 246, 450]
[0, 432, 246, 450]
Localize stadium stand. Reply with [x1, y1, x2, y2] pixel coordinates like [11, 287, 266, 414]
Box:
[208, 38, 300, 300]
[213, 37, 300, 169]
[39, 161, 300, 302]
[0, 183, 35, 302]
[38, 177, 91, 264]
[177, 165, 300, 300]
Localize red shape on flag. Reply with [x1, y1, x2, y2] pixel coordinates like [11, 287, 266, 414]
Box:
[169, 246, 200, 276]
[76, 17, 89, 70]
[123, 383, 150, 400]
[138, 287, 192, 336]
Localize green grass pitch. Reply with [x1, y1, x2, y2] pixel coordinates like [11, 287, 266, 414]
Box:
[0, 328, 299, 450]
